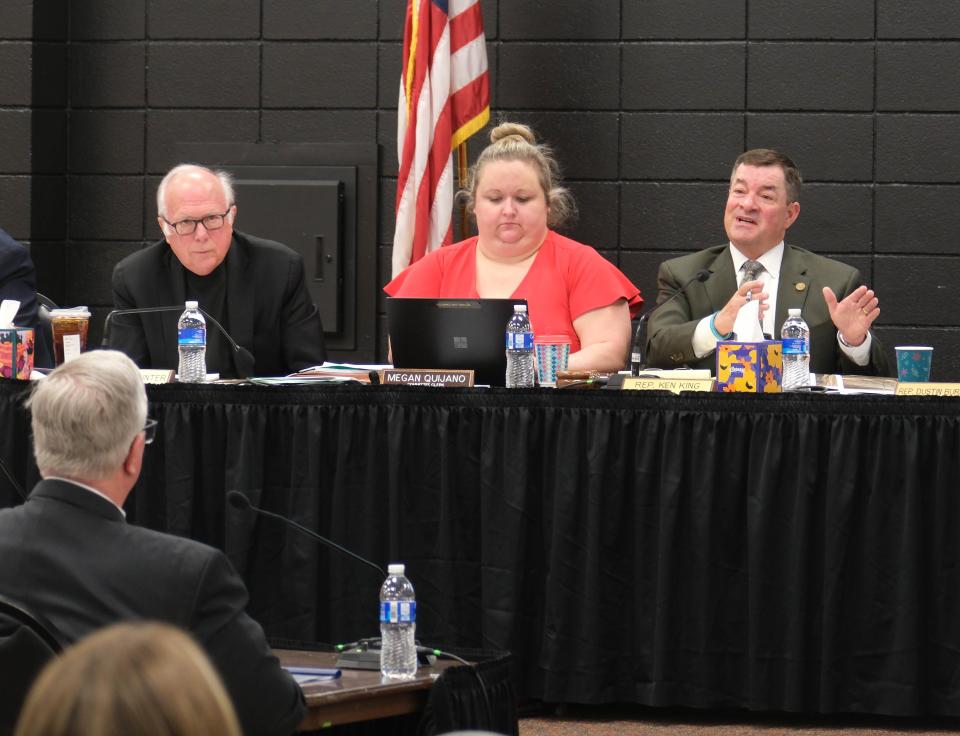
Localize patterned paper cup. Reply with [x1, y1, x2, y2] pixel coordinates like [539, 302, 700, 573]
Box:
[534, 335, 571, 387]
[895, 346, 933, 383]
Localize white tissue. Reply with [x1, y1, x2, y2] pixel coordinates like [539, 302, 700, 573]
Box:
[732, 299, 766, 342]
[0, 300, 20, 329]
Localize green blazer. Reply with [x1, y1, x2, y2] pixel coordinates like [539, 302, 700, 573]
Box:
[645, 244, 893, 376]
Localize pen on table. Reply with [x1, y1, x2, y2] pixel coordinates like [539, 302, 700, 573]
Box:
[284, 667, 342, 678]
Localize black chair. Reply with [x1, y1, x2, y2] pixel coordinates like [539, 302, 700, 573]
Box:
[33, 293, 57, 369]
[0, 594, 64, 736]
[418, 651, 518, 736]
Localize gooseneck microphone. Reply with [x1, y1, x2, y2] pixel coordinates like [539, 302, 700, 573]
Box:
[102, 305, 255, 378]
[0, 455, 27, 502]
[630, 268, 711, 376]
[226, 490, 386, 579]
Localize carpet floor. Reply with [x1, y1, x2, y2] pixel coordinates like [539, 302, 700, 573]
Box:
[518, 705, 960, 736]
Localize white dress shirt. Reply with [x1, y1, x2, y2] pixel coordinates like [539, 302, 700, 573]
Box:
[692, 243, 871, 366]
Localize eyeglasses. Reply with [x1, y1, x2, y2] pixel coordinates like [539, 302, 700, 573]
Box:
[143, 418, 158, 445]
[162, 209, 232, 236]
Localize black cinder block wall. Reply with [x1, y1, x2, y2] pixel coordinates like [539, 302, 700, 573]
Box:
[2, 0, 959, 377]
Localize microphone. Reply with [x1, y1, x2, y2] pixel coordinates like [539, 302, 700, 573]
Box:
[0, 455, 27, 502]
[102, 305, 255, 378]
[229, 493, 462, 675]
[630, 268, 711, 376]
[227, 490, 385, 579]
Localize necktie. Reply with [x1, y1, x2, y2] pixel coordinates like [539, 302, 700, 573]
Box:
[741, 260, 764, 286]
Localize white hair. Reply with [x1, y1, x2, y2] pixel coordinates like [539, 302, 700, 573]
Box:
[26, 351, 148, 481]
[156, 164, 236, 220]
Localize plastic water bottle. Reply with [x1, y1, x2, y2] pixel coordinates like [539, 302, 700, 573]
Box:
[379, 563, 417, 680]
[505, 304, 535, 388]
[781, 308, 810, 390]
[177, 300, 206, 383]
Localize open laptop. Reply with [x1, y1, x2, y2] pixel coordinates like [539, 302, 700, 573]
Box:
[386, 298, 526, 387]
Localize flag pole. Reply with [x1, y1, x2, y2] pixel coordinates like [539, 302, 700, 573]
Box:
[457, 142, 469, 241]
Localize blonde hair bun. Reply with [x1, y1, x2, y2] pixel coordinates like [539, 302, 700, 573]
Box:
[459, 120, 577, 229]
[490, 122, 536, 146]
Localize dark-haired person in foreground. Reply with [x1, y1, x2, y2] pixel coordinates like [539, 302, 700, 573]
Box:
[645, 148, 892, 376]
[0, 350, 305, 736]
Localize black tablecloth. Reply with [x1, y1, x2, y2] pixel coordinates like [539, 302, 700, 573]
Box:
[2, 380, 959, 716]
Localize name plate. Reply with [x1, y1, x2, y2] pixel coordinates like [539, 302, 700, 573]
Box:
[895, 382, 960, 396]
[619, 377, 715, 394]
[380, 369, 474, 387]
[139, 369, 175, 384]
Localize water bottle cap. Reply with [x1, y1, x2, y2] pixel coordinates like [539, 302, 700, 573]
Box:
[788, 308, 801, 316]
[514, 304, 527, 313]
[387, 563, 405, 575]
[185, 300, 199, 309]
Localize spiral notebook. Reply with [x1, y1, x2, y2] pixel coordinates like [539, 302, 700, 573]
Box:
[386, 297, 526, 387]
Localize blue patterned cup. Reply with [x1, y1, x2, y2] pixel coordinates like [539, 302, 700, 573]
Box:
[896, 346, 933, 382]
[534, 335, 571, 387]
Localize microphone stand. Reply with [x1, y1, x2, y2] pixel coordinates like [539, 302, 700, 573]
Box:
[0, 455, 27, 503]
[227, 490, 397, 670]
[630, 269, 712, 376]
[102, 305, 255, 378]
[226, 491, 384, 578]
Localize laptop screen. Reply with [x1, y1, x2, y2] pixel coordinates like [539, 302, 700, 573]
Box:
[386, 298, 526, 387]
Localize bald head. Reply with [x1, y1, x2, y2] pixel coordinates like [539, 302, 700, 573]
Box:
[156, 164, 237, 276]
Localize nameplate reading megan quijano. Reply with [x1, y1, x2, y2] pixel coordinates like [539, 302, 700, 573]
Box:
[380, 369, 475, 387]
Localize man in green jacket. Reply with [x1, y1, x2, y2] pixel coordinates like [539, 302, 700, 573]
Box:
[646, 148, 892, 376]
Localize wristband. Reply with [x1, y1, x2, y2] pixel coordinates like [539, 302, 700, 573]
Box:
[710, 312, 734, 341]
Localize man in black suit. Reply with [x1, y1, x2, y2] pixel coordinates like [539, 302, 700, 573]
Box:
[0, 227, 38, 330]
[646, 149, 892, 376]
[0, 350, 305, 736]
[110, 164, 326, 377]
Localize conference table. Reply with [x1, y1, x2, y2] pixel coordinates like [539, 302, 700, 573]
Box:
[2, 379, 959, 718]
[277, 649, 454, 731]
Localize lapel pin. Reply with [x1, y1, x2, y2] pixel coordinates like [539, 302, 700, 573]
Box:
[795, 282, 806, 292]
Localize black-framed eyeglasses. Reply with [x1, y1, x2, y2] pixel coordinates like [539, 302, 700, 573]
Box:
[143, 418, 158, 445]
[162, 208, 232, 236]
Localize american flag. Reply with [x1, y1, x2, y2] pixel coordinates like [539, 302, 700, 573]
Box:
[392, 0, 490, 278]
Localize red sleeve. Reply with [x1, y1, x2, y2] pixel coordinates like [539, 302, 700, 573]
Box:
[383, 240, 478, 298]
[384, 252, 444, 297]
[558, 236, 643, 320]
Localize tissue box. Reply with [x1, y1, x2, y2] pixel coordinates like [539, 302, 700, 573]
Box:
[716, 340, 782, 393]
[0, 328, 35, 379]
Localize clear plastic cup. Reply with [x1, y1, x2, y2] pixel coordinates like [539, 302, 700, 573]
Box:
[50, 307, 91, 365]
[534, 335, 572, 387]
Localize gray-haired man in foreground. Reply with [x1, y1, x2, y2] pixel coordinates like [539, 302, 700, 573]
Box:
[0, 350, 305, 736]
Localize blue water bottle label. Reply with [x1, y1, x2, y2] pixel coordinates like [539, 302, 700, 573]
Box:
[782, 337, 807, 355]
[380, 600, 416, 624]
[505, 332, 534, 350]
[178, 327, 205, 345]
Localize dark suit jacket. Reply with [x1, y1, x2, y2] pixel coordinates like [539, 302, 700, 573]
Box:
[0, 480, 305, 736]
[0, 228, 38, 330]
[645, 244, 893, 376]
[110, 231, 326, 377]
